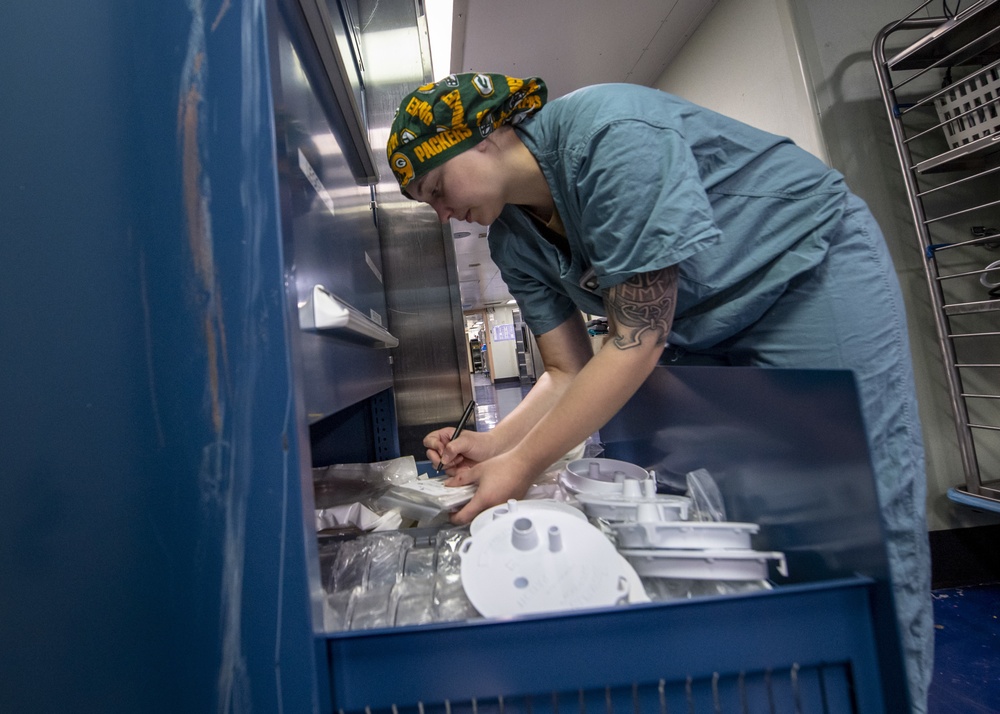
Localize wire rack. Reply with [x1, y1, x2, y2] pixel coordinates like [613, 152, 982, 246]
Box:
[873, 0, 1000, 512]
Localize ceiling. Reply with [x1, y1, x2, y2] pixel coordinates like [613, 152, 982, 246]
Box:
[445, 0, 718, 312]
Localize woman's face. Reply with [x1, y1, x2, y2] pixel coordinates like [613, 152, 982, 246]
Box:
[408, 141, 506, 225]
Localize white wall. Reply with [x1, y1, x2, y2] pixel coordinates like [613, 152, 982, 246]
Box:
[654, 0, 1000, 530]
[487, 305, 520, 380]
[655, 0, 827, 162]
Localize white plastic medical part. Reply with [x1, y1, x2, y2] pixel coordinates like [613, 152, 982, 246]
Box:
[612, 521, 760, 550]
[576, 490, 691, 522]
[459, 510, 649, 618]
[620, 548, 789, 581]
[469, 498, 587, 536]
[559, 458, 651, 495]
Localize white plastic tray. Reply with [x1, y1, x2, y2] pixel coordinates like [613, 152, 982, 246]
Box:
[559, 458, 650, 495]
[612, 521, 759, 550]
[620, 548, 788, 581]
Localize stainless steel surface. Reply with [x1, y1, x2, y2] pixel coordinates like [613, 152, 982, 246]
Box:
[271, 3, 394, 423]
[873, 14, 1000, 501]
[300, 285, 399, 347]
[358, 0, 473, 455]
[295, 0, 380, 183]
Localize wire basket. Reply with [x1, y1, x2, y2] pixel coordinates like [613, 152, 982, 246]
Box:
[935, 65, 1000, 148]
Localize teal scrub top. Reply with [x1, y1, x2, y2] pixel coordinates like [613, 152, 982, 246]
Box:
[489, 84, 848, 350]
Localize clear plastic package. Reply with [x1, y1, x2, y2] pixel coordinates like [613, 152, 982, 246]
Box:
[685, 468, 727, 522]
[348, 585, 394, 630]
[312, 456, 419, 510]
[375, 476, 476, 527]
[329, 538, 372, 593]
[401, 547, 436, 578]
[323, 589, 353, 631]
[390, 576, 436, 627]
[433, 571, 478, 622]
[365, 532, 414, 590]
[434, 527, 470, 576]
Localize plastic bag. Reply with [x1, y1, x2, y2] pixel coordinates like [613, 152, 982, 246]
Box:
[312, 456, 419, 510]
[685, 468, 727, 522]
[315, 503, 402, 532]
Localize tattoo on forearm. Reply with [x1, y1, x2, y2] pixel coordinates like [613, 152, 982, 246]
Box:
[605, 266, 678, 350]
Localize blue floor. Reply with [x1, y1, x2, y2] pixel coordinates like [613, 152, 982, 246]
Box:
[471, 372, 1000, 713]
[471, 372, 531, 432]
[929, 582, 1000, 713]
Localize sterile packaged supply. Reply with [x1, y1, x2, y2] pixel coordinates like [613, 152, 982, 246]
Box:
[315, 502, 403, 533]
[320, 526, 476, 631]
[375, 475, 476, 527]
[685, 468, 727, 522]
[313, 456, 419, 510]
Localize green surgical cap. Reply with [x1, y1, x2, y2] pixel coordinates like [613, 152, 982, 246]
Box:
[387, 72, 547, 191]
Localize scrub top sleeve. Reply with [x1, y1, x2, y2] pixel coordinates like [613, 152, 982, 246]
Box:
[571, 121, 721, 290]
[499, 255, 579, 337]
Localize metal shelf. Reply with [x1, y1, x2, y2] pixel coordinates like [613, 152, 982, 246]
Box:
[888, 0, 1000, 70]
[943, 298, 1000, 315]
[915, 133, 1000, 174]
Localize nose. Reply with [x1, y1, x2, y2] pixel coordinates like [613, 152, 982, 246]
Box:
[430, 199, 452, 223]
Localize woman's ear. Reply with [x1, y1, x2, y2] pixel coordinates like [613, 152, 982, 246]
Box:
[479, 125, 513, 152]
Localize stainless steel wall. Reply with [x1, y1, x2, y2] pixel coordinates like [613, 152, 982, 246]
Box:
[355, 0, 473, 455]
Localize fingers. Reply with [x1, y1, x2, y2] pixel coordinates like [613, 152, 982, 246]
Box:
[438, 453, 465, 473]
[424, 428, 455, 470]
[425, 447, 443, 470]
[443, 465, 476, 487]
[438, 434, 473, 471]
[449, 493, 485, 526]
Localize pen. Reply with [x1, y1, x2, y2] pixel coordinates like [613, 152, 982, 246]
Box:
[436, 399, 476, 475]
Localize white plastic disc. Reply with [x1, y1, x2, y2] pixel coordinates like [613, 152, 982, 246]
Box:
[469, 498, 587, 536]
[460, 510, 648, 618]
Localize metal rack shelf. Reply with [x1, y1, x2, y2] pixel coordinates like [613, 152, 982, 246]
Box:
[887, 0, 1000, 69]
[944, 298, 1000, 315]
[874, 0, 1000, 514]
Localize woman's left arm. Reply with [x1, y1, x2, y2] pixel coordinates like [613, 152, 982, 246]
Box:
[447, 265, 677, 523]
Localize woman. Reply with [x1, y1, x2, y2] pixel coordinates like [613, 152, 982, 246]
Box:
[388, 73, 931, 712]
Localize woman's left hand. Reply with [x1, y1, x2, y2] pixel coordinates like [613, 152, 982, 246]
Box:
[445, 450, 538, 525]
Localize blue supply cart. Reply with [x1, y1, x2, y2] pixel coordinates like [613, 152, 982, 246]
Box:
[320, 367, 908, 714]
